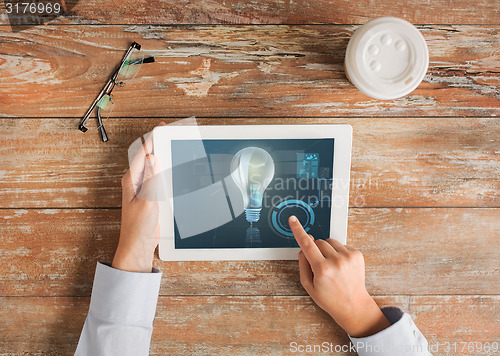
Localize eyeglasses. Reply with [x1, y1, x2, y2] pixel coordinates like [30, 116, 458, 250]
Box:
[78, 42, 155, 142]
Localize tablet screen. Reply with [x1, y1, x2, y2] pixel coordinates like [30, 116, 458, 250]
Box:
[171, 138, 334, 249]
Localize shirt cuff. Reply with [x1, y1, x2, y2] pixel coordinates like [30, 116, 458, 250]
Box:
[349, 307, 429, 355]
[89, 262, 162, 325]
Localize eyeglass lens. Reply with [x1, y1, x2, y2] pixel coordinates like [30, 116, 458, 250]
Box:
[116, 49, 145, 85]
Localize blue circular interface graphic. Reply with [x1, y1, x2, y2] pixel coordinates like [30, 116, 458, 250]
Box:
[270, 199, 315, 237]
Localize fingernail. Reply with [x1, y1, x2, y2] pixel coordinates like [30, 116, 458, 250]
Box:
[289, 215, 297, 222]
[146, 154, 154, 167]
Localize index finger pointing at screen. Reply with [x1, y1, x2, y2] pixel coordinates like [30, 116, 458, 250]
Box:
[289, 215, 324, 265]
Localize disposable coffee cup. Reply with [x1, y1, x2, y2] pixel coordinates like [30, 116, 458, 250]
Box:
[344, 17, 429, 100]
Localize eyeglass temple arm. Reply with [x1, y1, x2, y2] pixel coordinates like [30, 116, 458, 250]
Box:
[78, 78, 116, 132]
[96, 106, 109, 142]
[78, 42, 141, 132]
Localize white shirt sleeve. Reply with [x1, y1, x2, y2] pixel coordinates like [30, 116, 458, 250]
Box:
[75, 262, 162, 356]
[349, 306, 432, 355]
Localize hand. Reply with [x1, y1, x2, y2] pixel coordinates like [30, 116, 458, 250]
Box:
[289, 215, 391, 338]
[112, 122, 166, 273]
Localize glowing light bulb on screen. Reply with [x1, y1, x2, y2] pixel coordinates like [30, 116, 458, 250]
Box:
[231, 147, 275, 223]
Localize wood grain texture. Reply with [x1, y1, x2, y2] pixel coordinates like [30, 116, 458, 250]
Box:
[0, 3, 499, 352]
[1, 0, 499, 25]
[410, 296, 500, 355]
[0, 295, 498, 355]
[0, 118, 497, 209]
[0, 25, 498, 118]
[1, 208, 498, 297]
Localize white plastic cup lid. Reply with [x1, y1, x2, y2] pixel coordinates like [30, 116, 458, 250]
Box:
[345, 17, 429, 100]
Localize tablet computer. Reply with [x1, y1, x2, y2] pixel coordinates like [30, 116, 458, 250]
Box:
[153, 124, 352, 261]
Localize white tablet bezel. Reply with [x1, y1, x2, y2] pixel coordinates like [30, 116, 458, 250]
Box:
[153, 124, 352, 261]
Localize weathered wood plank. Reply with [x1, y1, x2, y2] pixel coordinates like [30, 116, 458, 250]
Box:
[0, 296, 401, 355]
[1, 295, 498, 355]
[0, 25, 498, 118]
[0, 118, 497, 208]
[0, 208, 498, 297]
[410, 296, 500, 356]
[0, 0, 499, 25]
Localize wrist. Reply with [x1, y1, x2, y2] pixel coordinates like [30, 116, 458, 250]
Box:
[333, 293, 391, 338]
[112, 242, 155, 273]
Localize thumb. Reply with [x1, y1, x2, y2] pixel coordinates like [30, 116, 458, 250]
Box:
[137, 154, 159, 202]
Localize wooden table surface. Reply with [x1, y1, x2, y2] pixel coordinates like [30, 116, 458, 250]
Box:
[0, 1, 499, 355]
